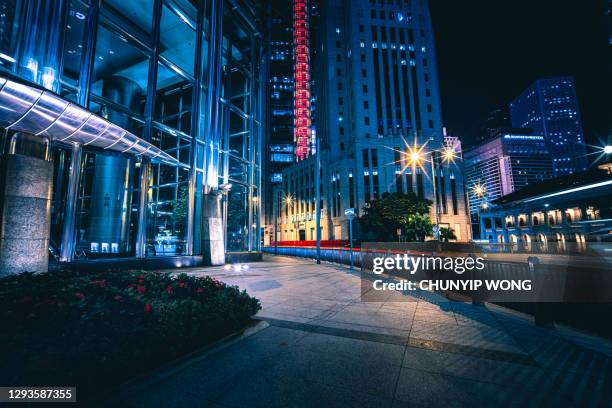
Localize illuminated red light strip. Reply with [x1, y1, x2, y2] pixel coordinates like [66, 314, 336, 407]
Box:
[293, 0, 311, 161]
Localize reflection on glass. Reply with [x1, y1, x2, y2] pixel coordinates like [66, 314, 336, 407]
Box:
[104, 0, 154, 35]
[91, 22, 149, 114]
[61, 1, 89, 100]
[155, 61, 193, 133]
[227, 185, 248, 251]
[50, 147, 73, 252]
[0, 2, 20, 67]
[160, 1, 196, 75]
[76, 152, 140, 256]
[146, 182, 188, 256]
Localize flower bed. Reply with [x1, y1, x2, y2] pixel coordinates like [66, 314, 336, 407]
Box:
[0, 269, 260, 401]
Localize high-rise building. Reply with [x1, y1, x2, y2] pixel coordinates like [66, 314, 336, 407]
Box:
[607, 0, 612, 46]
[263, 1, 295, 244]
[464, 133, 554, 215]
[509, 76, 589, 176]
[269, 0, 472, 243]
[479, 108, 511, 143]
[0, 0, 266, 275]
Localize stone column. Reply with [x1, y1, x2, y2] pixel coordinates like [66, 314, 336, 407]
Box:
[0, 154, 53, 275]
[201, 193, 225, 265]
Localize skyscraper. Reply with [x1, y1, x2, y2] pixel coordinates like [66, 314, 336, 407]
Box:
[509, 76, 589, 176]
[464, 133, 554, 215]
[269, 0, 472, 243]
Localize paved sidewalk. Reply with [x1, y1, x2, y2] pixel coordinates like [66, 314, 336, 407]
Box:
[110, 255, 611, 407]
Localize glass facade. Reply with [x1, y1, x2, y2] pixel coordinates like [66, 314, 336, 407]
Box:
[0, 0, 265, 262]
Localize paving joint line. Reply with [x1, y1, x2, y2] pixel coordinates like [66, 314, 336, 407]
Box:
[257, 317, 538, 367]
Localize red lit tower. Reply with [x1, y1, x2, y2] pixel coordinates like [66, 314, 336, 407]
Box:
[293, 0, 311, 160]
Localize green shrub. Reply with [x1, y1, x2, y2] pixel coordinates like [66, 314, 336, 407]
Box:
[0, 269, 260, 400]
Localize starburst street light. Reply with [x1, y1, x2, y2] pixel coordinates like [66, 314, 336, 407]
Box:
[472, 182, 486, 198]
[597, 145, 612, 174]
[441, 146, 457, 164]
[406, 141, 427, 168]
[282, 193, 294, 206]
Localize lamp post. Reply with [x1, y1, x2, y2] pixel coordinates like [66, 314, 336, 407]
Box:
[345, 208, 355, 269]
[471, 182, 487, 240]
[275, 193, 293, 255]
[274, 191, 279, 255]
[406, 142, 457, 240]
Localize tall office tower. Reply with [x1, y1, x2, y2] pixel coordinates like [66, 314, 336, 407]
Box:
[509, 76, 589, 176]
[264, 1, 295, 243]
[464, 133, 554, 215]
[293, 0, 312, 160]
[271, 0, 472, 243]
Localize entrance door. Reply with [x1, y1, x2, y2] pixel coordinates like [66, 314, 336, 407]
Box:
[299, 230, 306, 241]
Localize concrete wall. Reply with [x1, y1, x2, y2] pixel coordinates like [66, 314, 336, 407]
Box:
[0, 154, 53, 275]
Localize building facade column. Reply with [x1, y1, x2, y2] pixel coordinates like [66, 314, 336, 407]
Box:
[0, 134, 53, 275]
[201, 193, 225, 265]
[59, 143, 82, 262]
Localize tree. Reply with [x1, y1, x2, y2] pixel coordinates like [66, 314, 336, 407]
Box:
[439, 227, 457, 242]
[404, 213, 434, 242]
[359, 192, 432, 241]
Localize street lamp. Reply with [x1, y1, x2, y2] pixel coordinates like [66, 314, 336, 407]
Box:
[274, 193, 294, 255]
[403, 140, 458, 241]
[471, 182, 487, 240]
[598, 145, 612, 174]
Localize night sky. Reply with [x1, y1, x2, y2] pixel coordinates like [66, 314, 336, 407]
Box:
[429, 0, 611, 148]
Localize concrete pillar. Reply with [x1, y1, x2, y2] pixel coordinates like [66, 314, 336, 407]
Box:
[201, 193, 225, 265]
[0, 154, 53, 275]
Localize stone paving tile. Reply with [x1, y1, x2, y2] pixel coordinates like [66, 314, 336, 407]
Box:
[112, 256, 612, 408]
[296, 331, 406, 364]
[394, 367, 572, 407]
[216, 375, 395, 408]
[409, 320, 525, 354]
[402, 346, 550, 387]
[308, 318, 412, 338]
[323, 309, 414, 331]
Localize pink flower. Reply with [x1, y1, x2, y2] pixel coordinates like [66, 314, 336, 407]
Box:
[164, 285, 174, 294]
[136, 285, 146, 294]
[196, 288, 204, 294]
[144, 303, 152, 313]
[178, 282, 186, 288]
[75, 292, 85, 299]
